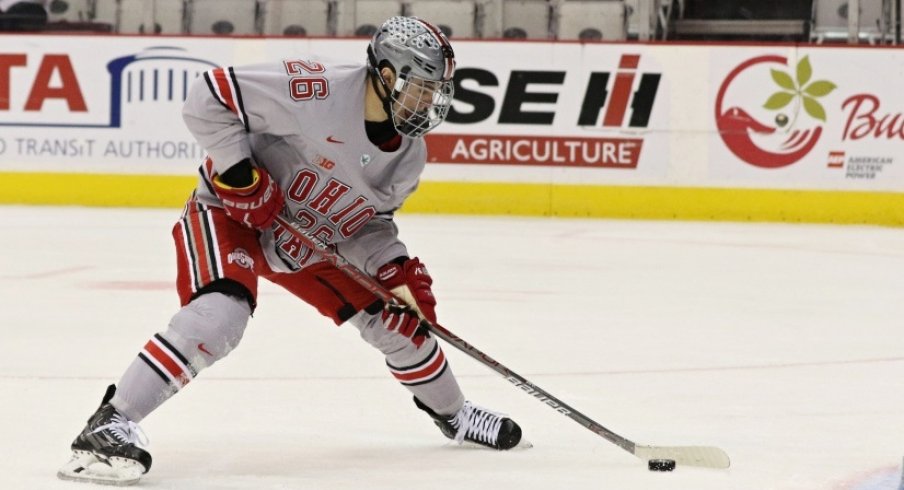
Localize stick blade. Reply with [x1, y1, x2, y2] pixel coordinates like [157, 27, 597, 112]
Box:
[633, 445, 731, 469]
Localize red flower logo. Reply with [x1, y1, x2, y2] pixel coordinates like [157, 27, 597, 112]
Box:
[716, 55, 837, 168]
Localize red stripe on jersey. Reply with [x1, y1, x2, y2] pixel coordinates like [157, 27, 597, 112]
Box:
[173, 221, 196, 298]
[392, 349, 446, 382]
[203, 157, 215, 180]
[212, 68, 238, 115]
[145, 340, 190, 385]
[187, 211, 213, 285]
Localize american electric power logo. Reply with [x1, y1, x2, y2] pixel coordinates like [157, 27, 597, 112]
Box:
[832, 91, 900, 179]
[715, 55, 836, 169]
[425, 54, 661, 169]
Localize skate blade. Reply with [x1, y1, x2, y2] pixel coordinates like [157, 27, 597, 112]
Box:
[57, 451, 144, 486]
[503, 437, 533, 451]
[453, 437, 534, 451]
[514, 438, 534, 450]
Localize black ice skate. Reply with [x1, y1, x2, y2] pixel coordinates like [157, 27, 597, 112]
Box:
[57, 384, 151, 486]
[414, 397, 522, 450]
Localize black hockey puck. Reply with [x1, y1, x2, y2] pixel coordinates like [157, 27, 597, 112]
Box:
[648, 459, 676, 471]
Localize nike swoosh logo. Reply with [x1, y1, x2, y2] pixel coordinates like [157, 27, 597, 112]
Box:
[198, 343, 212, 356]
[326, 136, 344, 144]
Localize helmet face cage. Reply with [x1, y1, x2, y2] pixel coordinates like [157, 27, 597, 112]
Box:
[369, 16, 456, 138]
[389, 71, 454, 138]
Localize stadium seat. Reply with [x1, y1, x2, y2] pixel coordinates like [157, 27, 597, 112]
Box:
[260, 0, 331, 36]
[558, 0, 627, 40]
[624, 0, 659, 39]
[92, 0, 115, 26]
[92, 0, 131, 32]
[810, 0, 889, 43]
[500, 0, 551, 39]
[335, 0, 404, 37]
[189, 0, 257, 35]
[47, 0, 93, 22]
[405, 0, 477, 38]
[96, 0, 185, 34]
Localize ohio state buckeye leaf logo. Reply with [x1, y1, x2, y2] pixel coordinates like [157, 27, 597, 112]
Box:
[763, 56, 836, 123]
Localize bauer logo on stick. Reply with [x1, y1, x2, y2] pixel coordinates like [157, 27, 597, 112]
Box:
[648, 459, 677, 472]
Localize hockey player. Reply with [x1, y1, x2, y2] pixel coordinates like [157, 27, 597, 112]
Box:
[58, 16, 522, 486]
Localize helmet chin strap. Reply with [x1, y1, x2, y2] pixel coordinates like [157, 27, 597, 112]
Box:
[367, 45, 397, 125]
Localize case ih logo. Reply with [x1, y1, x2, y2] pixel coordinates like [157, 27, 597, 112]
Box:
[426, 54, 660, 168]
[715, 55, 836, 169]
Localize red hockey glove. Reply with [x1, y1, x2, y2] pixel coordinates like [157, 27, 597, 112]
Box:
[377, 257, 437, 323]
[381, 303, 428, 348]
[212, 166, 285, 230]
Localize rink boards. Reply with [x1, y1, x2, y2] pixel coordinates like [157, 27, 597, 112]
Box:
[0, 35, 902, 224]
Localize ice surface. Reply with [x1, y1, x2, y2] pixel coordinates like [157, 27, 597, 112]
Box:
[1, 206, 902, 489]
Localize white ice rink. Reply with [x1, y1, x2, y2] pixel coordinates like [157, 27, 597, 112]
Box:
[2, 205, 903, 490]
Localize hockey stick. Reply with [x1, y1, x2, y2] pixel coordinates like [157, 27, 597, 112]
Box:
[273, 215, 730, 469]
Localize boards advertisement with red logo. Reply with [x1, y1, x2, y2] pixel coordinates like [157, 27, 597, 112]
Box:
[421, 43, 670, 186]
[710, 46, 904, 191]
[0, 35, 901, 217]
[0, 37, 671, 186]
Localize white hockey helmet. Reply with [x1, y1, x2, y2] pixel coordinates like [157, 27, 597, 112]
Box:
[367, 16, 456, 138]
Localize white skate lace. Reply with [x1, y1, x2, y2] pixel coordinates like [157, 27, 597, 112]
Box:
[450, 401, 504, 446]
[92, 412, 149, 447]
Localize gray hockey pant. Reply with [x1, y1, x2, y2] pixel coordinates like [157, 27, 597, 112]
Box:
[349, 309, 464, 416]
[110, 292, 249, 422]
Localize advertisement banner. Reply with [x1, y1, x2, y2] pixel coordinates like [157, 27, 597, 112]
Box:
[709, 46, 904, 191]
[422, 43, 671, 185]
[0, 36, 672, 184]
[1, 41, 216, 174]
[0, 37, 374, 175]
[0, 35, 901, 193]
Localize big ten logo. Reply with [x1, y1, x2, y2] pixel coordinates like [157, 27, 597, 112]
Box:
[448, 54, 660, 129]
[313, 155, 335, 170]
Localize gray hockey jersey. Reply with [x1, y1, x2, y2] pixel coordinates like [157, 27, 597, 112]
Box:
[182, 58, 427, 275]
